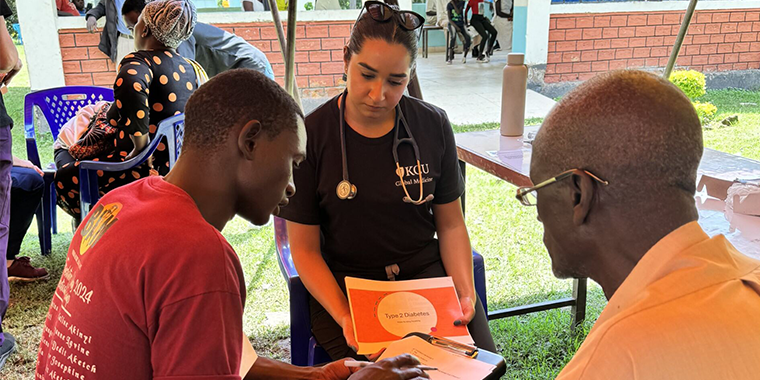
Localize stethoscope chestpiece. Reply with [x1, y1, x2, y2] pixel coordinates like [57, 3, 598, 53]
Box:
[337, 180, 358, 200]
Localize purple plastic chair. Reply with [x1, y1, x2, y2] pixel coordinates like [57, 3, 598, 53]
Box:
[274, 216, 488, 366]
[78, 114, 185, 219]
[24, 86, 114, 255]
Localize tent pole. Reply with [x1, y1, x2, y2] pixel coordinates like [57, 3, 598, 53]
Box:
[284, 0, 299, 97]
[663, 0, 698, 79]
[268, 1, 302, 108]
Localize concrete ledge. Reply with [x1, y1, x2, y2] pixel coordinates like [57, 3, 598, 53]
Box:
[57, 10, 361, 30]
[551, 0, 760, 14]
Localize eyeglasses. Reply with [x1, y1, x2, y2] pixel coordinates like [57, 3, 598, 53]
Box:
[516, 169, 610, 206]
[357, 1, 425, 31]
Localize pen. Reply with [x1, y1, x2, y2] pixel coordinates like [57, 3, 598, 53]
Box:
[343, 360, 438, 371]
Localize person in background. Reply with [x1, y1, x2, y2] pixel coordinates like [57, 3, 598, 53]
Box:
[465, 0, 496, 62]
[36, 68, 430, 380]
[7, 157, 48, 282]
[73, 0, 88, 15]
[524, 70, 760, 379]
[315, 0, 341, 11]
[446, 0, 470, 64]
[86, 0, 133, 66]
[57, 0, 81, 16]
[492, 0, 512, 54]
[55, 0, 200, 221]
[242, 0, 266, 12]
[0, 0, 23, 369]
[123, 0, 274, 79]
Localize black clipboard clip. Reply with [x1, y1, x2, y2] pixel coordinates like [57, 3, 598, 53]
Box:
[405, 332, 479, 358]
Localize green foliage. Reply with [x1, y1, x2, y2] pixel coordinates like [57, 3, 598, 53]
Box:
[694, 101, 718, 125]
[669, 70, 707, 100]
[304, 1, 313, 10]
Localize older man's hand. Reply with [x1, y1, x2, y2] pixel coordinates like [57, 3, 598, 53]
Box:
[348, 355, 430, 380]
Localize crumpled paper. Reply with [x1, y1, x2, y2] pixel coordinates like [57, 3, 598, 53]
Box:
[725, 182, 760, 222]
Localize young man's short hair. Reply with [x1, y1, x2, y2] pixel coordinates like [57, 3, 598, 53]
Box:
[183, 69, 303, 151]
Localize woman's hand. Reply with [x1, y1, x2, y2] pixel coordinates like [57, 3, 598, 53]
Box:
[454, 294, 476, 327]
[339, 313, 360, 353]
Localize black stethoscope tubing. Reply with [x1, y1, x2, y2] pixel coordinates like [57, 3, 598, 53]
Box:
[337, 91, 433, 205]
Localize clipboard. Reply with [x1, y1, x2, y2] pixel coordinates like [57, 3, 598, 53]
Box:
[400, 333, 507, 380]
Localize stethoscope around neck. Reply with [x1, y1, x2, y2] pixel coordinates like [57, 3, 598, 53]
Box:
[336, 91, 434, 205]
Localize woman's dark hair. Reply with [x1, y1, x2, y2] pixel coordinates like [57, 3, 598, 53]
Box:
[345, 0, 418, 66]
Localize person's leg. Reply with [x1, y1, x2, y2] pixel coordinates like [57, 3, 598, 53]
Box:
[460, 24, 472, 53]
[309, 295, 365, 361]
[483, 18, 498, 56]
[7, 167, 44, 260]
[53, 151, 82, 219]
[447, 24, 458, 62]
[452, 22, 471, 63]
[0, 126, 14, 366]
[7, 167, 48, 282]
[470, 15, 489, 59]
[494, 17, 513, 53]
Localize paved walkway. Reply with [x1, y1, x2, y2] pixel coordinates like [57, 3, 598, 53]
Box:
[416, 51, 557, 125]
[302, 50, 557, 125]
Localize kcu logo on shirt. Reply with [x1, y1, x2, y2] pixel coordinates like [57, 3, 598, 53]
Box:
[79, 202, 123, 255]
[395, 163, 433, 187]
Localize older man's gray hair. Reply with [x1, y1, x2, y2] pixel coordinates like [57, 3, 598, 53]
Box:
[532, 70, 703, 206]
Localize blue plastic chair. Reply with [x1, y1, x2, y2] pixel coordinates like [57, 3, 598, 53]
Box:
[274, 216, 488, 366]
[78, 114, 185, 219]
[24, 86, 114, 255]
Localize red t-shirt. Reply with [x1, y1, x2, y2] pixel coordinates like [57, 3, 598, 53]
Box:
[35, 176, 246, 380]
[468, 0, 483, 15]
[57, 0, 80, 16]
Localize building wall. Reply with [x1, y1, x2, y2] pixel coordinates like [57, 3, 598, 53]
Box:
[545, 9, 760, 83]
[59, 20, 352, 98]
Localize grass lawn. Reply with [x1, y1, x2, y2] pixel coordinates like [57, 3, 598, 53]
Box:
[0, 51, 758, 379]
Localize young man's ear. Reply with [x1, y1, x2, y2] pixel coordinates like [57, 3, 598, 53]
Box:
[238, 120, 263, 160]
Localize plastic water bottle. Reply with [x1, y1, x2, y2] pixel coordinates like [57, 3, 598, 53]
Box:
[500, 53, 528, 137]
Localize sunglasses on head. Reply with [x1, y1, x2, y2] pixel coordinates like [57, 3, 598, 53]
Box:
[357, 1, 425, 31]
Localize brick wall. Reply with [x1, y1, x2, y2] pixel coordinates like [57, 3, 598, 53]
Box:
[546, 9, 760, 83]
[59, 21, 352, 98]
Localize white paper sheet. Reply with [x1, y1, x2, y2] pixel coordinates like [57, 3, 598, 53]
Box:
[378, 336, 495, 380]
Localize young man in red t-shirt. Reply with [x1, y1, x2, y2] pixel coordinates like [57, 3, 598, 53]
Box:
[35, 69, 430, 380]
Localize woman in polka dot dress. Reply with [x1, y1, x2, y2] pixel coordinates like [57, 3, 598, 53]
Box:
[54, 0, 199, 220]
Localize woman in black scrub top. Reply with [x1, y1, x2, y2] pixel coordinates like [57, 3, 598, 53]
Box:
[278, 0, 496, 360]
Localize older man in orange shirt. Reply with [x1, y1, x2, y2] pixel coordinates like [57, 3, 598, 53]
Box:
[521, 70, 760, 379]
